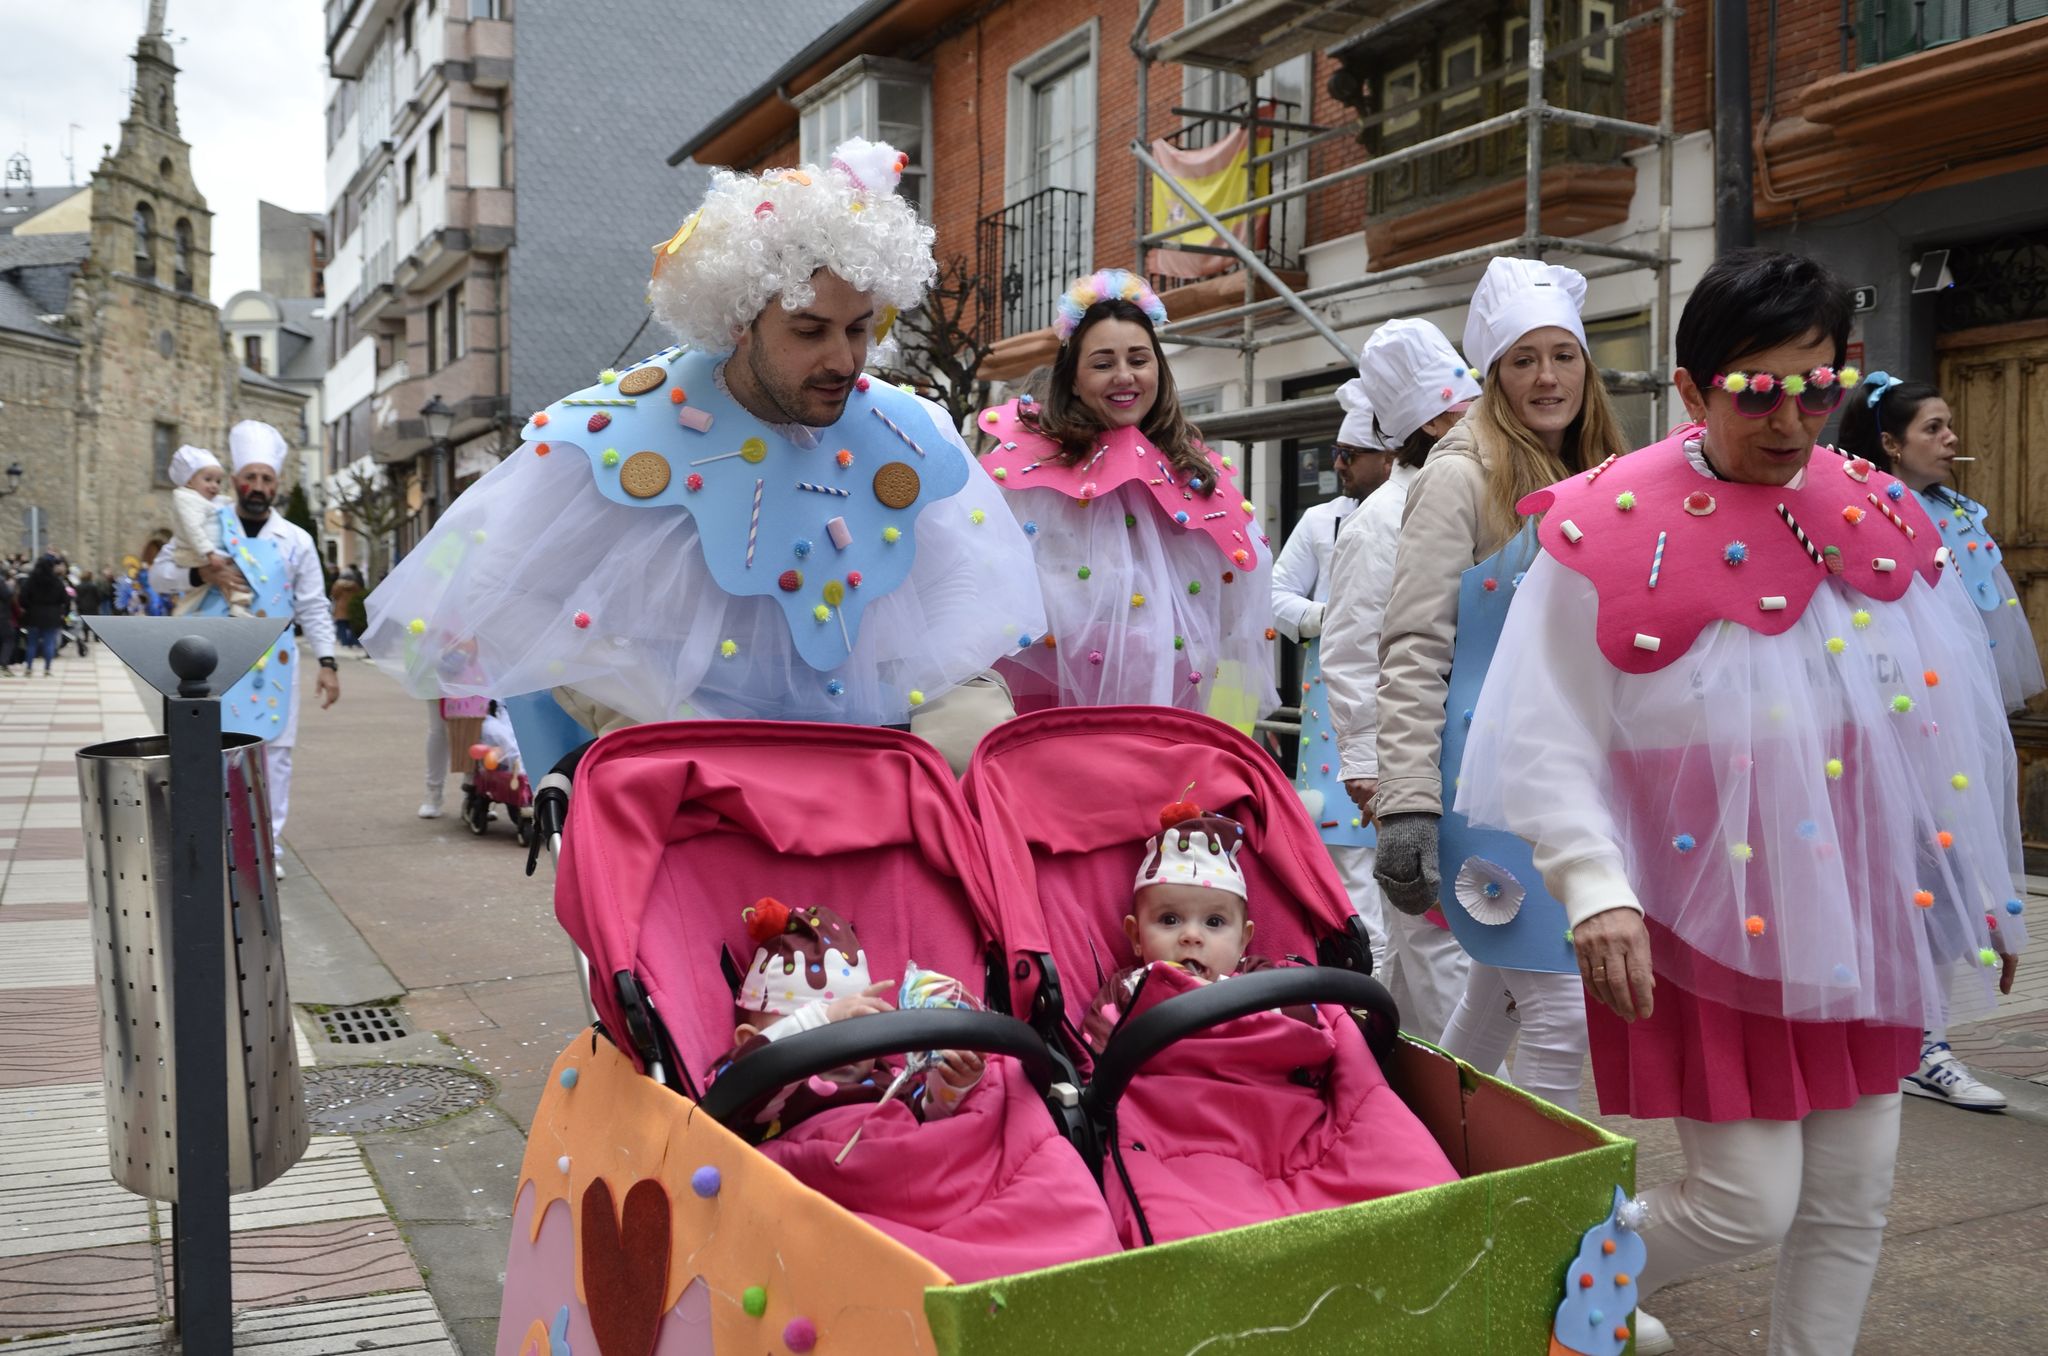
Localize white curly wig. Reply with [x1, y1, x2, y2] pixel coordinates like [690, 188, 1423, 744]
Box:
[648, 138, 937, 353]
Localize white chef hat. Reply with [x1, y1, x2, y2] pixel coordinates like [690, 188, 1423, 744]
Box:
[167, 445, 221, 489]
[1357, 318, 1482, 445]
[1333, 379, 1385, 450]
[1462, 257, 1590, 380]
[228, 420, 287, 474]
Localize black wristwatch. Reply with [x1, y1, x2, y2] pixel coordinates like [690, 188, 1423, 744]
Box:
[317, 656, 338, 671]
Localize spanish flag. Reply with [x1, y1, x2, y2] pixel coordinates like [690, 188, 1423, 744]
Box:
[1148, 106, 1274, 281]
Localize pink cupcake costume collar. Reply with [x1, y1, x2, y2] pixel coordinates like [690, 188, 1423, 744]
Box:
[976, 400, 1262, 570]
[1520, 426, 1944, 675]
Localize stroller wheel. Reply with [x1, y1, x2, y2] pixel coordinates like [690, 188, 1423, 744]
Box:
[464, 795, 491, 836]
[515, 816, 535, 849]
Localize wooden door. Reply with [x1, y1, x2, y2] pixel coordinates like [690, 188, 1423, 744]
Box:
[1939, 320, 2048, 854]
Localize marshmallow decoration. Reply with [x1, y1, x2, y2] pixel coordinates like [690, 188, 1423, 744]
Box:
[736, 899, 873, 1020]
[1356, 317, 1482, 445]
[1461, 257, 1591, 379]
[647, 138, 935, 354]
[1333, 379, 1384, 450]
[168, 444, 222, 489]
[828, 137, 910, 195]
[229, 420, 288, 474]
[1134, 804, 1249, 901]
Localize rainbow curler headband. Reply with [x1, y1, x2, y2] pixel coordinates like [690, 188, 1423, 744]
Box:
[1054, 269, 1170, 342]
[1712, 364, 1862, 419]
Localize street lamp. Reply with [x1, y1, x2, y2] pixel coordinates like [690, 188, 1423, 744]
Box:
[419, 394, 455, 524]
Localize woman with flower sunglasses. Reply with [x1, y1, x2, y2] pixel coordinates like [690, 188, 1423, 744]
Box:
[1455, 249, 2026, 1354]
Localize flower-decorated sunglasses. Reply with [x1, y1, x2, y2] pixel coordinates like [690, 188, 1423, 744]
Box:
[1710, 364, 1862, 418]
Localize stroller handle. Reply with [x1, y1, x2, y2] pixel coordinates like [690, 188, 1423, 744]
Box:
[525, 739, 597, 876]
[1081, 967, 1400, 1121]
[696, 1009, 1059, 1129]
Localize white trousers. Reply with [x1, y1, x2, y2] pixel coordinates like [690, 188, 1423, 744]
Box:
[1439, 963, 1588, 1113]
[1327, 843, 1387, 962]
[1638, 1093, 1902, 1356]
[425, 700, 448, 801]
[1340, 845, 1470, 1046]
[264, 743, 292, 847]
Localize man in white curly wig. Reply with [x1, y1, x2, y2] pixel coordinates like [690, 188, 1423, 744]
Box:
[648, 138, 936, 428]
[362, 138, 1044, 776]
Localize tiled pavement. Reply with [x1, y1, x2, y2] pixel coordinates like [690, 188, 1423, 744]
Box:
[0, 651, 454, 1348]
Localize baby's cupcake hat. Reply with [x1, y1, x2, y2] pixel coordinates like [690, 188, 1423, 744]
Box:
[738, 897, 872, 1018]
[1135, 784, 1248, 901]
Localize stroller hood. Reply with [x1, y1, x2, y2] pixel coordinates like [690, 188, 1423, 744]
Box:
[556, 720, 1043, 1080]
[963, 705, 1358, 1036]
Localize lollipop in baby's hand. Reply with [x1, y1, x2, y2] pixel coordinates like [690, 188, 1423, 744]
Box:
[835, 962, 984, 1163]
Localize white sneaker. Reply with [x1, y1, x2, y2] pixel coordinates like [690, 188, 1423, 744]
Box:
[1902, 1041, 2007, 1111]
[273, 859, 286, 881]
[1634, 1310, 1676, 1355]
[418, 800, 445, 819]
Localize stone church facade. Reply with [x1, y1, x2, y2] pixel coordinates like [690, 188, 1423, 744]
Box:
[0, 3, 307, 567]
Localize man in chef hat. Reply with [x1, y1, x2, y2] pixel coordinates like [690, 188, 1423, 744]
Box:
[152, 420, 339, 872]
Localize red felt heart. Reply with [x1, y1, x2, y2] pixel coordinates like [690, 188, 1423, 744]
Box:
[588, 412, 612, 433]
[580, 1178, 672, 1356]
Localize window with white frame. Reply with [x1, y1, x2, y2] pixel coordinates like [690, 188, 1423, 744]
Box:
[1581, 0, 1616, 73]
[796, 57, 932, 215]
[1002, 24, 1098, 333]
[1440, 35, 1483, 112]
[1382, 61, 1423, 136]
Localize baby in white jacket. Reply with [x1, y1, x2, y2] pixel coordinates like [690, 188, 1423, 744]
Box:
[167, 445, 254, 617]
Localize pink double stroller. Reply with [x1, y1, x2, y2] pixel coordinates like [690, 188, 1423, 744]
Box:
[550, 719, 1121, 1284]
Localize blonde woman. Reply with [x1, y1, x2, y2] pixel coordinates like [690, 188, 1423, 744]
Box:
[1371, 258, 1629, 1119]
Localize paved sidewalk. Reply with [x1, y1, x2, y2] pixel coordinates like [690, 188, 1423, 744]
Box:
[0, 649, 456, 1349]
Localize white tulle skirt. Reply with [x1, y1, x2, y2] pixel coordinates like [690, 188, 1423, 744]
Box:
[992, 482, 1279, 725]
[362, 408, 1045, 728]
[1981, 562, 2045, 712]
[1457, 554, 2026, 1030]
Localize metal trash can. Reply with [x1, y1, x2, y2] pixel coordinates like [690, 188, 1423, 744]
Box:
[75, 733, 308, 1199]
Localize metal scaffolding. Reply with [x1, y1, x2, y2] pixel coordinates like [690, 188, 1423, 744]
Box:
[1129, 0, 1682, 440]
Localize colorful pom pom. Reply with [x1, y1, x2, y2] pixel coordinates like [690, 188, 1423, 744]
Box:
[1842, 506, 1864, 524]
[1851, 609, 1872, 629]
[1826, 636, 1846, 655]
[1952, 773, 1970, 790]
[1745, 915, 1766, 938]
[408, 618, 427, 635]
[1891, 694, 1915, 713]
[1937, 831, 1954, 849]
[1913, 890, 1935, 908]
[720, 639, 737, 658]
[744, 897, 791, 942]
[883, 526, 901, 543]
[1724, 541, 1749, 565]
[908, 689, 925, 706]
[572, 611, 591, 629]
[1730, 842, 1753, 862]
[1826, 757, 1844, 779]
[1672, 833, 1696, 852]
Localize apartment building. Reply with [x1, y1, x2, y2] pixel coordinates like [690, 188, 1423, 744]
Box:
[316, 0, 861, 577]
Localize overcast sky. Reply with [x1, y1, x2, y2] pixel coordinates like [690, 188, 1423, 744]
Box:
[1, 0, 327, 304]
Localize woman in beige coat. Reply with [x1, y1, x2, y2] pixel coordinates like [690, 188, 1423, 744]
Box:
[1371, 258, 1630, 1118]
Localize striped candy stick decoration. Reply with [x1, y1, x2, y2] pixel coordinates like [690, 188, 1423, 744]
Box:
[747, 479, 763, 568]
[1649, 530, 1666, 589]
[1775, 503, 1824, 566]
[1867, 492, 1917, 539]
[795, 482, 851, 497]
[870, 406, 926, 457]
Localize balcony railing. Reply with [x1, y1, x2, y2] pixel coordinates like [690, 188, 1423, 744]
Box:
[1147, 99, 1305, 297]
[1847, 0, 2048, 67]
[977, 186, 1089, 340]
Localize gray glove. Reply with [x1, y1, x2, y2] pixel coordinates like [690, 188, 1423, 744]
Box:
[1373, 812, 1442, 917]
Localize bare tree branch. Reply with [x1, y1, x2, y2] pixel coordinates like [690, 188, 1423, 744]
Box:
[891, 255, 997, 432]
[328, 465, 409, 585]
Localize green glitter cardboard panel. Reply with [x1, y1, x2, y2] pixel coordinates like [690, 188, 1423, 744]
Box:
[924, 1039, 1634, 1354]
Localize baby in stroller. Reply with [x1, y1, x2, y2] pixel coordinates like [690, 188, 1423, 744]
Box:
[1086, 795, 1461, 1246]
[706, 896, 1119, 1282]
[712, 899, 985, 1138]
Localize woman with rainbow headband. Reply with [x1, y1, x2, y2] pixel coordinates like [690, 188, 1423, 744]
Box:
[975, 271, 1278, 724]
[1837, 371, 2037, 1114]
